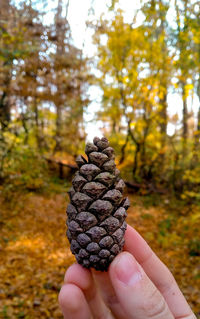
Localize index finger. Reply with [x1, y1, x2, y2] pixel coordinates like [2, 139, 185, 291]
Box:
[124, 225, 196, 319]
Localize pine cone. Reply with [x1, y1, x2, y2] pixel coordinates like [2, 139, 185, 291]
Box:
[66, 137, 130, 271]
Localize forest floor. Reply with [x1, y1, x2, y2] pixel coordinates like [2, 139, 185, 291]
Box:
[0, 190, 199, 319]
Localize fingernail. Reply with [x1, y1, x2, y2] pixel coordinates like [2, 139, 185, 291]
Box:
[114, 253, 142, 286]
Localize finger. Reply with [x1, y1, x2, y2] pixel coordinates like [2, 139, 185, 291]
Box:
[124, 225, 195, 319]
[110, 252, 174, 319]
[58, 283, 91, 319]
[65, 263, 114, 319]
[92, 269, 127, 319]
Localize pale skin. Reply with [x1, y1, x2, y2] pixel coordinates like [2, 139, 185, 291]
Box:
[59, 225, 197, 319]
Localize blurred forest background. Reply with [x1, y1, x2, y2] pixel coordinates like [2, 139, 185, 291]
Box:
[0, 0, 199, 318]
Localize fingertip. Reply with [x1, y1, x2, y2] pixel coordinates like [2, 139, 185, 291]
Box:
[64, 263, 80, 282]
[109, 252, 173, 319]
[109, 251, 134, 269]
[59, 283, 82, 312]
[125, 223, 133, 233]
[64, 263, 92, 290]
[59, 284, 92, 319]
[124, 224, 137, 244]
[109, 252, 142, 287]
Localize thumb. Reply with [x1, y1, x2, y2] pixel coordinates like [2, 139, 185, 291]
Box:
[109, 252, 174, 319]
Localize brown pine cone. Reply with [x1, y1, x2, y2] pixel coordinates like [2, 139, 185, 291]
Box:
[66, 136, 130, 271]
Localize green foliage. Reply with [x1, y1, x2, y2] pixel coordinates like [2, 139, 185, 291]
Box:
[0, 128, 71, 201]
[158, 218, 172, 236]
[141, 194, 163, 208]
[188, 239, 200, 257]
[1, 145, 48, 196]
[181, 166, 200, 203]
[0, 306, 11, 319]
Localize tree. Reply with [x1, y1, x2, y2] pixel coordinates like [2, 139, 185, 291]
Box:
[92, 6, 172, 181]
[46, 0, 89, 155]
[0, 0, 16, 129]
[0, 0, 90, 157]
[174, 0, 194, 155]
[141, 0, 172, 160]
[189, 1, 200, 153]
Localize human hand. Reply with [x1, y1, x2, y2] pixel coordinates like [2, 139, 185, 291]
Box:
[59, 224, 196, 319]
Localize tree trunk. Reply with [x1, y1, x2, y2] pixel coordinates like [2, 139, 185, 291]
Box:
[139, 141, 146, 179]
[0, 1, 12, 130]
[0, 92, 11, 129]
[194, 75, 200, 149]
[119, 132, 129, 164]
[33, 97, 42, 150]
[133, 143, 140, 177]
[0, 63, 12, 130]
[193, 74, 200, 164]
[53, 0, 64, 153]
[196, 105, 200, 143]
[158, 90, 167, 173]
[54, 104, 62, 153]
[182, 82, 188, 155]
[159, 92, 167, 148]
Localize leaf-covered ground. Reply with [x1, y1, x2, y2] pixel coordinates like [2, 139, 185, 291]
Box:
[0, 192, 199, 318]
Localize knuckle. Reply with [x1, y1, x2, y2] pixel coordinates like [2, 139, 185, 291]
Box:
[159, 270, 176, 294]
[176, 315, 197, 319]
[142, 287, 169, 318]
[94, 310, 112, 319]
[58, 286, 66, 306]
[106, 294, 118, 307]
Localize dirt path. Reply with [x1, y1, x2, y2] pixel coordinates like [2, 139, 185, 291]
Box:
[0, 193, 199, 318]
